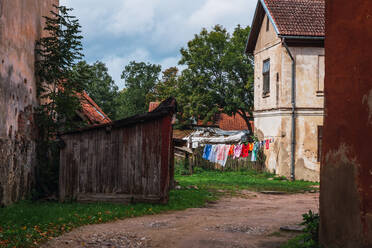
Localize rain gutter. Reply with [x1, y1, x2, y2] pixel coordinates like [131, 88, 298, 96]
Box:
[282, 37, 296, 181]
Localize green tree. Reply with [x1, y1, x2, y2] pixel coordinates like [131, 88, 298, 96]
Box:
[179, 25, 254, 132]
[154, 67, 179, 101]
[35, 5, 85, 135]
[73, 61, 119, 119]
[35, 5, 85, 197]
[116, 61, 161, 119]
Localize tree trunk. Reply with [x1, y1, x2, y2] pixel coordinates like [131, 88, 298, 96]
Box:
[237, 110, 253, 134]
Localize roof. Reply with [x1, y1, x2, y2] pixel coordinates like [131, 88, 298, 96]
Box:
[149, 102, 160, 112]
[246, 0, 325, 53]
[62, 98, 177, 135]
[149, 102, 252, 131]
[78, 91, 111, 125]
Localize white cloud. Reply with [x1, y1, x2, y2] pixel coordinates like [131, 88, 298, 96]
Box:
[108, 0, 156, 35]
[194, 1, 255, 28]
[103, 48, 150, 89]
[60, 0, 257, 89]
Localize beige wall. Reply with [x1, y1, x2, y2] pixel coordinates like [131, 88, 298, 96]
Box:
[0, 0, 58, 205]
[253, 14, 324, 182]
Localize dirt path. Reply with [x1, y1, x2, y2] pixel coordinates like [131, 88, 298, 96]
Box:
[44, 191, 319, 248]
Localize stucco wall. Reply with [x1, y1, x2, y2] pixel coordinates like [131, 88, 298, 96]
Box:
[253, 14, 324, 182]
[0, 0, 58, 206]
[320, 0, 372, 246]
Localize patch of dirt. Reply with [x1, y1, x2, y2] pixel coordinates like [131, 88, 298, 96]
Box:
[43, 191, 319, 248]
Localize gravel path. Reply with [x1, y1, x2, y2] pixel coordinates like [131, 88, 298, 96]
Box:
[43, 191, 319, 248]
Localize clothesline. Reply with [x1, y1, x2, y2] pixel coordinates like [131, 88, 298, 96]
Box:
[201, 139, 274, 167]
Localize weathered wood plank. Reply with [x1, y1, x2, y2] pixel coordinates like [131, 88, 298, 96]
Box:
[77, 193, 163, 204]
[60, 110, 174, 204]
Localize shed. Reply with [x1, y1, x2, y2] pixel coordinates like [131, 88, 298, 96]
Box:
[59, 98, 177, 204]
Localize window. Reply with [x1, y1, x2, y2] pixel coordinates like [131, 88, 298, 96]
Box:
[317, 55, 325, 94]
[263, 59, 270, 95]
[317, 126, 323, 162]
[266, 16, 270, 31]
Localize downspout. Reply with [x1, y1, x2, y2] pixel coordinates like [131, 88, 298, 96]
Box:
[282, 38, 296, 181]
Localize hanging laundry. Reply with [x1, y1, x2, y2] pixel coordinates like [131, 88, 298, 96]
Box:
[216, 144, 224, 161]
[203, 144, 212, 160]
[216, 145, 230, 167]
[233, 144, 243, 159]
[251, 142, 258, 162]
[192, 142, 199, 149]
[241, 144, 250, 158]
[221, 145, 231, 167]
[265, 140, 270, 150]
[228, 144, 235, 156]
[208, 145, 216, 162]
[212, 145, 221, 163]
[248, 143, 254, 152]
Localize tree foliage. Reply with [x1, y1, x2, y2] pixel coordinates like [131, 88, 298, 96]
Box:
[116, 61, 161, 119]
[178, 25, 254, 132]
[34, 5, 85, 197]
[35, 5, 85, 135]
[73, 61, 119, 119]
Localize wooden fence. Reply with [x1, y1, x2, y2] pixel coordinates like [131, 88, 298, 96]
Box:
[59, 98, 176, 204]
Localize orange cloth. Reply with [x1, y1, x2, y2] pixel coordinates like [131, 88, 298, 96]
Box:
[248, 143, 253, 151]
[228, 145, 235, 156]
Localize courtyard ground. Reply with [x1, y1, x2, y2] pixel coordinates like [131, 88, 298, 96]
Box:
[44, 191, 318, 248]
[0, 170, 318, 247]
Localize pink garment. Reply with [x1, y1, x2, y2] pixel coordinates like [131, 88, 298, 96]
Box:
[216, 145, 230, 167]
[216, 145, 225, 161]
[220, 145, 231, 167]
[233, 144, 243, 159]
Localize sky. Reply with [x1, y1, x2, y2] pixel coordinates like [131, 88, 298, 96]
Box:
[60, 0, 257, 89]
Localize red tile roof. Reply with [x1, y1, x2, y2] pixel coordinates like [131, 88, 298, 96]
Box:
[149, 102, 252, 131]
[78, 91, 111, 125]
[246, 0, 325, 53]
[149, 102, 160, 112]
[264, 0, 325, 37]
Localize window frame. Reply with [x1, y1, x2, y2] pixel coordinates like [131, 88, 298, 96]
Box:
[317, 126, 323, 162]
[262, 59, 270, 96]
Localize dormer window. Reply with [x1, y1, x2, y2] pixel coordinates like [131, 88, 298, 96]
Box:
[263, 59, 270, 95]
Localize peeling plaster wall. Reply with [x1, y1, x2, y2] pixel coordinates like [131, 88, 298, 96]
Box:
[320, 0, 372, 246]
[0, 0, 58, 206]
[253, 14, 324, 182]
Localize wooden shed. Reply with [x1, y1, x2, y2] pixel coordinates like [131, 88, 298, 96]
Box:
[59, 98, 177, 204]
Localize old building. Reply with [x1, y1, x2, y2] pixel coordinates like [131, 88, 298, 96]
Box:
[320, 0, 372, 246]
[246, 0, 325, 181]
[0, 0, 58, 205]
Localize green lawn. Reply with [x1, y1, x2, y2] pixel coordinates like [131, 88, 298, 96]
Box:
[176, 170, 317, 194]
[0, 170, 317, 247]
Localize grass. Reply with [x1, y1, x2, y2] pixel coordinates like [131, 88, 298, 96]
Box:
[0, 169, 318, 247]
[280, 234, 320, 248]
[176, 169, 318, 194]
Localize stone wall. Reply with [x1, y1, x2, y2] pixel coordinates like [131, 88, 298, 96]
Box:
[320, 0, 372, 246]
[253, 13, 324, 182]
[0, 0, 58, 206]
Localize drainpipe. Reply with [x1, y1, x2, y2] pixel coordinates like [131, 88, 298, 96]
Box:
[282, 38, 296, 181]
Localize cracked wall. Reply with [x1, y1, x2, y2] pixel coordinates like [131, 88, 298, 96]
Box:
[0, 0, 58, 206]
[253, 13, 324, 182]
[320, 0, 372, 246]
